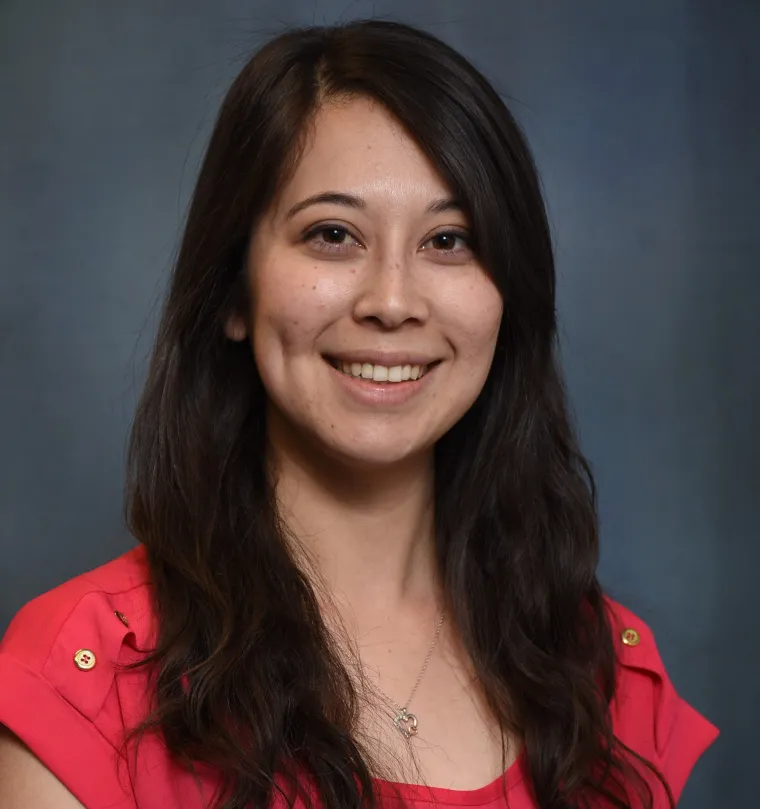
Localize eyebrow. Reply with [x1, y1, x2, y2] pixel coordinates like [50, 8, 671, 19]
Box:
[284, 191, 463, 220]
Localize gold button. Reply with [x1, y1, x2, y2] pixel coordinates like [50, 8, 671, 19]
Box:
[114, 610, 129, 627]
[621, 628, 641, 647]
[73, 649, 97, 670]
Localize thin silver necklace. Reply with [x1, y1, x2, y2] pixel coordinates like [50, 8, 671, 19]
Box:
[372, 611, 445, 740]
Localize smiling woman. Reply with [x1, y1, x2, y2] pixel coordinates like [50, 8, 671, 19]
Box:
[0, 17, 717, 809]
[225, 97, 502, 469]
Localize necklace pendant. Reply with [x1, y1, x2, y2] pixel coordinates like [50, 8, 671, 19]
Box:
[393, 709, 418, 739]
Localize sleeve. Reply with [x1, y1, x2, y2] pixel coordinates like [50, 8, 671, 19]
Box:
[607, 598, 720, 805]
[649, 652, 720, 804]
[0, 586, 138, 809]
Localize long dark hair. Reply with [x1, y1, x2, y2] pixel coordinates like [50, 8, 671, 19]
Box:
[124, 18, 674, 809]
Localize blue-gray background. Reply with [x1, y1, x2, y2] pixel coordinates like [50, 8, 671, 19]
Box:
[1, 1, 756, 806]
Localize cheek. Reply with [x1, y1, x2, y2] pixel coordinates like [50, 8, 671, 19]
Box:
[446, 277, 503, 365]
[251, 265, 351, 352]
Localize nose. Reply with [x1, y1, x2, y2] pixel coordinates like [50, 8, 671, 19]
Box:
[351, 252, 429, 330]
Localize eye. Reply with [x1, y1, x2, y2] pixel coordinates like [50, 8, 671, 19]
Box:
[302, 225, 361, 253]
[300, 224, 473, 258]
[421, 229, 473, 260]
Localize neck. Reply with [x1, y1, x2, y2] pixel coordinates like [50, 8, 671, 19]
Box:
[267, 413, 440, 617]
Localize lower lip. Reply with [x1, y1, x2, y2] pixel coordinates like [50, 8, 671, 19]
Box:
[326, 361, 435, 406]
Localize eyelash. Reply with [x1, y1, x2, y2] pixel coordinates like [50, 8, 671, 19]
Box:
[301, 224, 473, 256]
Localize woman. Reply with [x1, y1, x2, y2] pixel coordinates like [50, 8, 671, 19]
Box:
[0, 18, 718, 809]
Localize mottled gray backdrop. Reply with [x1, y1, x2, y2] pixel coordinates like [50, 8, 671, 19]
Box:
[1, 2, 756, 806]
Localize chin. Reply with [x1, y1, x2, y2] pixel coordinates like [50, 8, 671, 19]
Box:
[320, 433, 432, 471]
[267, 403, 440, 472]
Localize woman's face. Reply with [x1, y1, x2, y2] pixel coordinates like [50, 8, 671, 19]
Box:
[228, 96, 503, 469]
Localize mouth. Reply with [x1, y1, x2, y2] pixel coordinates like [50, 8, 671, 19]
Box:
[323, 356, 441, 383]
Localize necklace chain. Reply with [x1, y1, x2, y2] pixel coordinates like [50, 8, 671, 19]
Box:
[372, 610, 444, 740]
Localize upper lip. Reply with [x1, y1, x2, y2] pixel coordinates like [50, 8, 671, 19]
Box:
[325, 350, 440, 367]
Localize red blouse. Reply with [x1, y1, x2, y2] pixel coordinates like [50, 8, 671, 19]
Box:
[0, 545, 719, 808]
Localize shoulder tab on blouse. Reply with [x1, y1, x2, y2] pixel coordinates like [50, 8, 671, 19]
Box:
[0, 546, 154, 722]
[603, 595, 667, 679]
[43, 589, 138, 720]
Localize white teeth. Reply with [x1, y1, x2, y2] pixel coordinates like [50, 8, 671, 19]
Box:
[331, 359, 429, 383]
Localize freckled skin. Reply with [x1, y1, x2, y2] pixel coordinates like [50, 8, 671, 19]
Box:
[226, 97, 503, 470]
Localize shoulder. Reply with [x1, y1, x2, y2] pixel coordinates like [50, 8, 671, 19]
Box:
[1, 544, 154, 677]
[0, 545, 155, 809]
[0, 724, 87, 808]
[601, 594, 719, 804]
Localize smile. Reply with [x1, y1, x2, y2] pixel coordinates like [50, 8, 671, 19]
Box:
[326, 357, 430, 383]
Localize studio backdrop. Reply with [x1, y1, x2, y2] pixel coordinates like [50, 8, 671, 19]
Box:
[2, 2, 757, 807]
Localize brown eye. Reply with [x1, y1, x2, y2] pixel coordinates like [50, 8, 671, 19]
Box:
[303, 225, 361, 253]
[321, 227, 349, 244]
[431, 233, 458, 251]
[423, 230, 472, 255]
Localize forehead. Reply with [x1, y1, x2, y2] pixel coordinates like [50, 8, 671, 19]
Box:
[269, 97, 454, 220]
